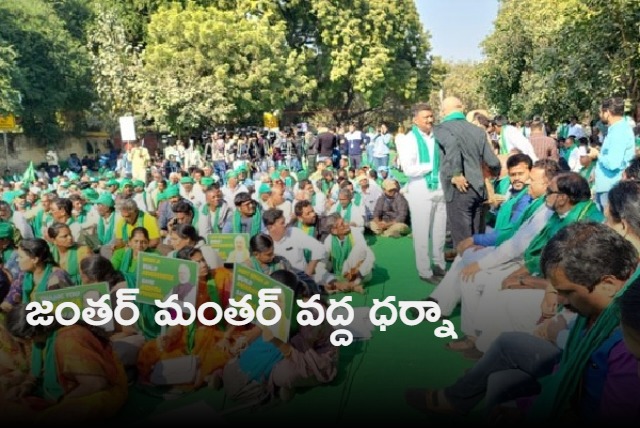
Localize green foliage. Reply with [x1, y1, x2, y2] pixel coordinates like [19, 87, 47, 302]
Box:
[482, 0, 640, 124]
[0, 42, 21, 115]
[137, 2, 314, 132]
[429, 59, 488, 114]
[0, 0, 93, 144]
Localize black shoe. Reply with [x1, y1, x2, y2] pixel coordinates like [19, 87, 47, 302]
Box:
[420, 275, 443, 285]
[432, 266, 447, 277]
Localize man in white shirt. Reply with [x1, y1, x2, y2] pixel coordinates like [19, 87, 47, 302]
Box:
[396, 103, 447, 282]
[328, 188, 366, 235]
[262, 208, 328, 287]
[357, 174, 382, 223]
[567, 115, 585, 139]
[493, 116, 538, 161]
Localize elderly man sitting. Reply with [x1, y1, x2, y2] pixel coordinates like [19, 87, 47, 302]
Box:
[369, 179, 410, 238]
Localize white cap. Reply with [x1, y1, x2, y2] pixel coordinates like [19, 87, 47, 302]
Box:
[29, 186, 41, 195]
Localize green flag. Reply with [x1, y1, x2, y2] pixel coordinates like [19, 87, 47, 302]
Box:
[21, 161, 35, 185]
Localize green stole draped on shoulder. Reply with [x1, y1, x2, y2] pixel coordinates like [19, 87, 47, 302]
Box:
[23, 264, 63, 400]
[529, 267, 640, 421]
[412, 125, 440, 190]
[523, 200, 602, 276]
[298, 221, 316, 263]
[51, 246, 80, 285]
[336, 203, 353, 223]
[121, 212, 145, 243]
[496, 196, 546, 246]
[97, 212, 116, 245]
[353, 192, 362, 206]
[494, 176, 511, 195]
[203, 203, 222, 234]
[492, 187, 530, 238]
[331, 234, 354, 277]
[232, 209, 261, 236]
[499, 128, 509, 154]
[22, 264, 53, 303]
[31, 331, 64, 402]
[250, 256, 277, 276]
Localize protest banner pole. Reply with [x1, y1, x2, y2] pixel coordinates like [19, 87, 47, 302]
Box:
[3, 132, 7, 170]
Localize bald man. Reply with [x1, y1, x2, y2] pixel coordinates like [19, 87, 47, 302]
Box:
[434, 97, 501, 248]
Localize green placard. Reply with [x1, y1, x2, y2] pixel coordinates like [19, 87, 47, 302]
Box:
[232, 263, 294, 342]
[136, 252, 199, 307]
[34, 282, 114, 331]
[207, 233, 250, 263]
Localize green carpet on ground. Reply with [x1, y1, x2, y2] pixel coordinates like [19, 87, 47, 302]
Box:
[114, 232, 485, 425]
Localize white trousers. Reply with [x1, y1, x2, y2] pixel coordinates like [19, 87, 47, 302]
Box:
[405, 179, 447, 277]
[459, 261, 522, 337]
[430, 246, 493, 316]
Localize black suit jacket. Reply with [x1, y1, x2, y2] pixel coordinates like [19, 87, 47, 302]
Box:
[434, 119, 501, 202]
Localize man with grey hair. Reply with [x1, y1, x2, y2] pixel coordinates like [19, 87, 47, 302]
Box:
[328, 187, 365, 235]
[114, 198, 161, 250]
[435, 97, 501, 250]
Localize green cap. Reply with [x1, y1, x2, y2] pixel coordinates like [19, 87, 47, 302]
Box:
[278, 165, 290, 172]
[82, 188, 100, 203]
[201, 177, 215, 188]
[258, 183, 272, 195]
[0, 222, 14, 239]
[67, 172, 80, 181]
[132, 180, 146, 188]
[270, 172, 281, 181]
[106, 179, 119, 187]
[180, 176, 195, 185]
[95, 193, 114, 208]
[119, 179, 133, 190]
[225, 170, 238, 179]
[165, 186, 180, 198]
[104, 171, 116, 179]
[296, 170, 308, 181]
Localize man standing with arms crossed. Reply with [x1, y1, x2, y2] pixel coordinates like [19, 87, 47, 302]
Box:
[435, 97, 502, 250]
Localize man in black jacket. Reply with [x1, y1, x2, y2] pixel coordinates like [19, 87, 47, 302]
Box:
[434, 97, 501, 248]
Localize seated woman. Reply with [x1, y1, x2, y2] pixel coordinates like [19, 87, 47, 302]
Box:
[0, 222, 20, 282]
[111, 227, 161, 340]
[1, 304, 128, 423]
[1, 238, 74, 311]
[136, 246, 248, 391]
[48, 222, 92, 285]
[222, 270, 339, 404]
[111, 227, 157, 279]
[167, 223, 223, 270]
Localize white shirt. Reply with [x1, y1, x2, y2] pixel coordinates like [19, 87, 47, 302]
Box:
[397, 129, 436, 179]
[477, 204, 552, 271]
[503, 126, 538, 161]
[221, 184, 248, 208]
[322, 229, 375, 276]
[329, 201, 366, 232]
[271, 227, 326, 272]
[567, 123, 585, 139]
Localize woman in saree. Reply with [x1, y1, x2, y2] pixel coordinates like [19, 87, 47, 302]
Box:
[111, 227, 161, 341]
[1, 304, 127, 423]
[222, 270, 338, 404]
[48, 222, 92, 285]
[136, 246, 247, 391]
[0, 239, 73, 392]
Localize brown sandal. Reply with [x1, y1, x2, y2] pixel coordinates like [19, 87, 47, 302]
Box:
[444, 335, 476, 352]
